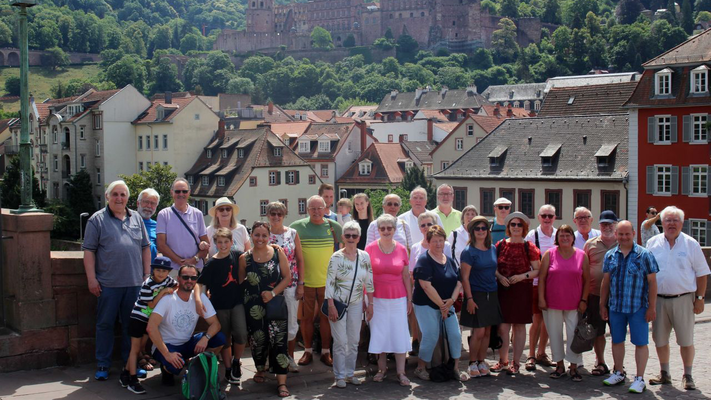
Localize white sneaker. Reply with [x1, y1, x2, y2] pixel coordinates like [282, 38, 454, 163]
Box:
[468, 362, 481, 378]
[478, 361, 491, 376]
[346, 376, 362, 385]
[335, 379, 347, 388]
[629, 377, 646, 393]
[603, 370, 626, 386]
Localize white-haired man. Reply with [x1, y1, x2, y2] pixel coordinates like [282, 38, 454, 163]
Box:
[398, 186, 443, 245]
[573, 207, 600, 250]
[434, 184, 461, 236]
[137, 188, 160, 262]
[366, 193, 413, 249]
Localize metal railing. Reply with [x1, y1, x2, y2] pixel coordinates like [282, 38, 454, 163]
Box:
[61, 141, 70, 150]
[4, 145, 19, 155]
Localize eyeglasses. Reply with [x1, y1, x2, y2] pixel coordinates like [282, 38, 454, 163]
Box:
[218, 207, 232, 213]
[180, 275, 198, 281]
[174, 190, 189, 194]
[472, 226, 488, 232]
[343, 234, 360, 239]
[439, 192, 453, 197]
[420, 222, 434, 228]
[649, 211, 658, 215]
[497, 205, 510, 210]
[509, 222, 524, 228]
[385, 202, 401, 207]
[574, 215, 592, 220]
[308, 207, 325, 211]
[663, 219, 681, 224]
[540, 214, 555, 219]
[378, 226, 394, 232]
[269, 212, 284, 217]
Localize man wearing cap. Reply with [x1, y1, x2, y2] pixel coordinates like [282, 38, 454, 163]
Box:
[434, 184, 462, 236]
[583, 210, 619, 377]
[156, 178, 209, 270]
[491, 197, 511, 244]
[573, 207, 601, 250]
[137, 188, 160, 263]
[398, 186, 444, 244]
[646, 206, 709, 390]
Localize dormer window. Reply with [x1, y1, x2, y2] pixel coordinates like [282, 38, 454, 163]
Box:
[222, 149, 228, 158]
[206, 149, 212, 159]
[318, 140, 330, 153]
[405, 160, 414, 170]
[655, 68, 672, 96]
[188, 175, 194, 185]
[595, 143, 618, 168]
[691, 65, 709, 94]
[488, 145, 507, 168]
[298, 141, 310, 153]
[202, 176, 209, 186]
[238, 148, 245, 158]
[217, 176, 225, 187]
[539, 143, 561, 168]
[273, 147, 282, 156]
[359, 160, 372, 175]
[156, 106, 165, 121]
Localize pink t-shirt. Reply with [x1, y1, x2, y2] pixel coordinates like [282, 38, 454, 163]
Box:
[365, 241, 409, 299]
[544, 247, 584, 310]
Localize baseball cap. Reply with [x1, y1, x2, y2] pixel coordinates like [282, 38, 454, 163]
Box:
[599, 210, 618, 224]
[151, 256, 173, 270]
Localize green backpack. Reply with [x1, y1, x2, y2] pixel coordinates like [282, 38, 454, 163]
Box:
[181, 352, 224, 400]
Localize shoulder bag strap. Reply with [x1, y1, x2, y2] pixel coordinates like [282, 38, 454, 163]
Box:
[345, 253, 359, 306]
[534, 230, 540, 250]
[170, 206, 200, 248]
[451, 231, 458, 260]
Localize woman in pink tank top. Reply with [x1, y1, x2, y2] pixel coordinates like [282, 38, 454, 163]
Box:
[538, 224, 590, 382]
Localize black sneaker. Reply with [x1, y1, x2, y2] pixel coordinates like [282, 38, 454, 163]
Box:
[127, 379, 146, 395]
[230, 362, 242, 384]
[119, 369, 130, 388]
[409, 340, 420, 357]
[160, 366, 175, 386]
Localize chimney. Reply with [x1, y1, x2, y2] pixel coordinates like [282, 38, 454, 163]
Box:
[164, 91, 172, 104]
[268, 101, 274, 115]
[466, 85, 477, 95]
[357, 120, 367, 152]
[415, 88, 424, 102]
[507, 108, 513, 117]
[427, 118, 433, 142]
[440, 86, 448, 97]
[216, 120, 226, 140]
[390, 90, 398, 99]
[493, 105, 501, 117]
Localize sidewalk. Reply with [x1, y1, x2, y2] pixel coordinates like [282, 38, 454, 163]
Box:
[2, 306, 711, 399]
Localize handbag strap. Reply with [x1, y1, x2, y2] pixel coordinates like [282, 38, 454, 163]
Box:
[344, 252, 359, 306]
[171, 206, 200, 248]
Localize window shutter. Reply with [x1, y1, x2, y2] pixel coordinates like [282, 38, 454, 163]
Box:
[683, 115, 691, 142]
[295, 170, 300, 184]
[670, 116, 678, 143]
[671, 166, 679, 195]
[706, 222, 711, 246]
[708, 167, 711, 196]
[681, 166, 690, 195]
[276, 171, 281, 184]
[647, 117, 656, 143]
[682, 220, 690, 234]
[646, 166, 655, 194]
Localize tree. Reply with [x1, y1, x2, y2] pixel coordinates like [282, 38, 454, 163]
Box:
[681, 0, 694, 33]
[384, 28, 394, 40]
[542, 0, 562, 23]
[500, 0, 520, 18]
[148, 57, 182, 95]
[119, 163, 177, 213]
[399, 167, 436, 209]
[481, 0, 499, 15]
[373, 37, 395, 50]
[180, 33, 202, 53]
[4, 76, 20, 97]
[311, 26, 334, 49]
[0, 157, 46, 209]
[491, 18, 519, 63]
[343, 34, 356, 48]
[396, 34, 420, 64]
[105, 55, 147, 92]
[66, 169, 96, 220]
[41, 47, 70, 71]
[0, 20, 12, 47]
[365, 186, 412, 217]
[227, 77, 254, 95]
[696, 0, 711, 13]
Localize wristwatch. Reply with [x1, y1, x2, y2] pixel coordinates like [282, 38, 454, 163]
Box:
[194, 255, 200, 263]
[696, 295, 705, 300]
[205, 333, 212, 340]
[271, 290, 276, 298]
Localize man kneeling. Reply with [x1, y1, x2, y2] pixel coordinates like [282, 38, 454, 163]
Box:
[147, 264, 225, 386]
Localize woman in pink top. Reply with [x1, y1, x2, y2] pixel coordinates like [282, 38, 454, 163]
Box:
[365, 214, 413, 387]
[538, 224, 590, 382]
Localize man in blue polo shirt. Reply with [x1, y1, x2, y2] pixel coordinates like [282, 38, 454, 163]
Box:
[600, 220, 658, 394]
[137, 188, 160, 262]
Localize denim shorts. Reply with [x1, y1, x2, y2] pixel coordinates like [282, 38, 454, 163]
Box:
[153, 332, 226, 375]
[609, 307, 649, 346]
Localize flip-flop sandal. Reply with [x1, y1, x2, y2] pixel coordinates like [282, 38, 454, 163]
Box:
[550, 367, 566, 379]
[591, 363, 610, 376]
[570, 369, 583, 382]
[138, 358, 154, 371]
[254, 374, 266, 383]
[525, 357, 536, 371]
[373, 369, 387, 382]
[397, 373, 411, 386]
[277, 384, 290, 397]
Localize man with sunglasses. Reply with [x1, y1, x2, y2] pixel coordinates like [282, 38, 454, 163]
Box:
[157, 178, 209, 271]
[573, 207, 601, 250]
[148, 265, 225, 386]
[366, 194, 413, 250]
[434, 184, 462, 236]
[398, 186, 444, 245]
[491, 197, 512, 244]
[640, 207, 660, 247]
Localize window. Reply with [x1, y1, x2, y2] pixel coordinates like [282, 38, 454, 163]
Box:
[656, 165, 673, 195]
[163, 135, 168, 149]
[601, 190, 620, 216]
[691, 165, 708, 195]
[188, 175, 194, 185]
[95, 140, 101, 156]
[648, 116, 678, 143]
[260, 200, 268, 216]
[545, 189, 562, 218]
[480, 188, 495, 216]
[299, 141, 310, 152]
[347, 141, 352, 153]
[500, 188, 515, 210]
[80, 154, 86, 169]
[53, 155, 58, 171]
[156, 108, 165, 121]
[691, 65, 708, 93]
[250, 176, 257, 186]
[455, 138, 464, 151]
[146, 135, 151, 150]
[96, 168, 101, 185]
[573, 189, 592, 210]
[163, 162, 168, 166]
[388, 134, 394, 143]
[287, 170, 296, 184]
[467, 125, 474, 136]
[239, 148, 246, 158]
[321, 164, 329, 177]
[217, 176, 225, 187]
[79, 126, 85, 140]
[690, 219, 707, 246]
[298, 198, 307, 214]
[318, 140, 330, 152]
[519, 189, 535, 218]
[93, 113, 102, 130]
[138, 135, 143, 150]
[146, 161, 151, 168]
[274, 147, 282, 157]
[359, 161, 372, 175]
[657, 116, 672, 142]
[441, 161, 449, 170]
[655, 69, 671, 95]
[139, 162, 143, 171]
[309, 174, 316, 184]
[222, 149, 228, 158]
[269, 170, 281, 185]
[154, 135, 159, 150]
[454, 187, 467, 211]
[53, 126, 57, 143]
[206, 149, 212, 159]
[202, 176, 209, 186]
[692, 114, 708, 142]
[279, 199, 288, 214]
[194, 114, 200, 120]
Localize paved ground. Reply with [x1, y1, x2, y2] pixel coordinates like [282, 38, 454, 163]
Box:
[2, 305, 711, 400]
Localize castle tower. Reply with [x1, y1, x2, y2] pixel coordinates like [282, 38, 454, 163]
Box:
[246, 0, 274, 33]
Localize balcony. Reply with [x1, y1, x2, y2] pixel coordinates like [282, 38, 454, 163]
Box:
[61, 141, 70, 150]
[4, 145, 19, 155]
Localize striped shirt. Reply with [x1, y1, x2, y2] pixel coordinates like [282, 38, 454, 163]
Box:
[130, 275, 178, 322]
[290, 218, 343, 288]
[603, 243, 659, 314]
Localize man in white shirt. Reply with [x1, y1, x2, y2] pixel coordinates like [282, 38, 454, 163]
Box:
[646, 206, 709, 391]
[147, 265, 225, 386]
[398, 186, 443, 245]
[366, 193, 413, 250]
[640, 206, 661, 247]
[523, 204, 557, 370]
[573, 207, 601, 249]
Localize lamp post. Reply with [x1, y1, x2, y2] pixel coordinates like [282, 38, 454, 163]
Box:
[10, 0, 41, 214]
[79, 212, 90, 241]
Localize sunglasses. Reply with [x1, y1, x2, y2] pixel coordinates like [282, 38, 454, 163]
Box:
[378, 226, 394, 232]
[497, 205, 510, 210]
[385, 202, 401, 207]
[420, 222, 434, 228]
[180, 275, 198, 281]
[540, 214, 555, 219]
[269, 212, 284, 217]
[343, 234, 360, 239]
[218, 207, 232, 212]
[174, 190, 189, 194]
[509, 222, 524, 228]
[649, 211, 658, 215]
[472, 226, 488, 232]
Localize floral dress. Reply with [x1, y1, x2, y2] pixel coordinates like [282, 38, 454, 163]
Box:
[243, 249, 289, 374]
[496, 239, 541, 324]
[269, 227, 298, 288]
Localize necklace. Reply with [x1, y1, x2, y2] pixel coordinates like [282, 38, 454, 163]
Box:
[378, 240, 395, 254]
[253, 248, 271, 262]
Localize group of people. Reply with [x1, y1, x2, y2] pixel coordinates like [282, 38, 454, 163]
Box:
[82, 179, 709, 397]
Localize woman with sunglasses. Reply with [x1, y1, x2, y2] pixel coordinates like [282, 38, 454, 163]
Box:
[492, 212, 541, 375]
[238, 222, 292, 397]
[460, 216, 502, 378]
[207, 197, 251, 257]
[447, 205, 479, 268]
[325, 221, 375, 388]
[266, 202, 305, 373]
[538, 225, 589, 382]
[353, 193, 374, 250]
[365, 214, 413, 386]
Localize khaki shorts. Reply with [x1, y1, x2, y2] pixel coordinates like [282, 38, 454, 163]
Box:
[216, 304, 248, 346]
[652, 294, 695, 348]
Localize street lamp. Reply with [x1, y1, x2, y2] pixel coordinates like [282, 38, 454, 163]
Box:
[10, 0, 41, 214]
[79, 212, 90, 241]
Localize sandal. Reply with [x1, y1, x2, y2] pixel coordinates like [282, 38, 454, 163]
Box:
[536, 353, 554, 367]
[591, 363, 610, 376]
[373, 369, 387, 382]
[137, 358, 154, 371]
[253, 373, 266, 383]
[397, 373, 411, 386]
[550, 366, 566, 379]
[490, 360, 509, 372]
[277, 384, 290, 397]
[525, 357, 536, 371]
[506, 363, 520, 376]
[569, 368, 582, 382]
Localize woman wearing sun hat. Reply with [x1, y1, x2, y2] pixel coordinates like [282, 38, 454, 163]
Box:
[207, 197, 251, 257]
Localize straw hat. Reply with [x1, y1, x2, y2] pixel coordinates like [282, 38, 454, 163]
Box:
[504, 211, 530, 226]
[208, 197, 240, 218]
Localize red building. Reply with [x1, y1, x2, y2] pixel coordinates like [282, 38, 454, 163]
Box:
[625, 29, 711, 245]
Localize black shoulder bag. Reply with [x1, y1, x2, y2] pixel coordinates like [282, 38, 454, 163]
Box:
[253, 249, 288, 321]
[321, 253, 359, 321]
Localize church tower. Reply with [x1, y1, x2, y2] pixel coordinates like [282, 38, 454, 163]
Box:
[246, 0, 274, 33]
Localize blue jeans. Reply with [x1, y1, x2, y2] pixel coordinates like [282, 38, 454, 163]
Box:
[153, 332, 227, 375]
[414, 304, 461, 363]
[95, 286, 141, 368]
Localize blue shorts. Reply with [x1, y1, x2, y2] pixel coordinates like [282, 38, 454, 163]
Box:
[153, 332, 226, 375]
[609, 307, 649, 346]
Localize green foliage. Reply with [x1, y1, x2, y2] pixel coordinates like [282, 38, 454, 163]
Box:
[697, 11, 711, 22]
[364, 186, 412, 217]
[399, 167, 437, 209]
[67, 169, 96, 220]
[105, 55, 146, 92]
[481, 0, 499, 14]
[119, 163, 177, 213]
[147, 56, 183, 94]
[617, 0, 644, 24]
[500, 0, 520, 17]
[4, 76, 20, 97]
[311, 26, 334, 49]
[343, 34, 356, 48]
[542, 0, 562, 23]
[41, 47, 70, 71]
[0, 20, 12, 47]
[396, 34, 419, 64]
[373, 37, 395, 51]
[491, 18, 519, 63]
[681, 0, 694, 33]
[0, 157, 46, 209]
[697, 0, 711, 13]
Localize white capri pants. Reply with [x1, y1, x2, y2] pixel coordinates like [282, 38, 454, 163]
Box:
[542, 309, 583, 365]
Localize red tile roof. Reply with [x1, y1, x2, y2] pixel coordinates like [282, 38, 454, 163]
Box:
[478, 105, 530, 118]
[133, 96, 199, 124]
[539, 82, 638, 116]
[337, 143, 409, 185]
[624, 68, 711, 108]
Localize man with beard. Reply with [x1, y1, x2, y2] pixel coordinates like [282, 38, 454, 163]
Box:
[147, 265, 225, 386]
[137, 188, 160, 262]
[583, 210, 619, 377]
